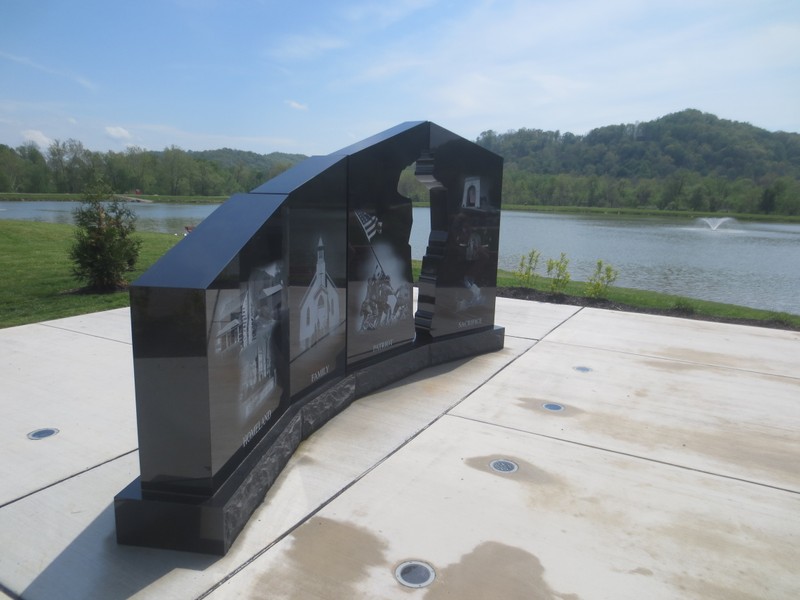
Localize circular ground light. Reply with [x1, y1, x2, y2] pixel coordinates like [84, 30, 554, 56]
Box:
[573, 366, 593, 373]
[542, 402, 565, 412]
[395, 561, 436, 588]
[27, 428, 59, 440]
[489, 459, 519, 473]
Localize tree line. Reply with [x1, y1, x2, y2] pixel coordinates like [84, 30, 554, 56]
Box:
[476, 109, 800, 215]
[0, 140, 304, 197]
[1, 108, 799, 215]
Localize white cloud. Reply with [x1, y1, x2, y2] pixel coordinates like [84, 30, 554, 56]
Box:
[337, 0, 800, 137]
[0, 51, 96, 91]
[22, 129, 53, 148]
[132, 123, 302, 152]
[342, 0, 436, 27]
[268, 34, 348, 60]
[354, 55, 425, 82]
[2, 0, 795, 155]
[105, 126, 132, 140]
[285, 100, 309, 111]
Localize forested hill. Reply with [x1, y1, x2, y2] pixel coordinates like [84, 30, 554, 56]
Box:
[187, 148, 306, 172]
[2, 108, 798, 214]
[475, 109, 800, 214]
[477, 109, 800, 179]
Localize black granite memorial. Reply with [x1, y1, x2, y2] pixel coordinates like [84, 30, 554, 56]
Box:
[114, 121, 504, 554]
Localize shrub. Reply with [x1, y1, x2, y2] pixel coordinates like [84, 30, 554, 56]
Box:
[546, 252, 571, 294]
[585, 259, 619, 299]
[70, 179, 141, 291]
[514, 249, 540, 287]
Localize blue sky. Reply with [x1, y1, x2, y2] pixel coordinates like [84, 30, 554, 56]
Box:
[2, 0, 798, 155]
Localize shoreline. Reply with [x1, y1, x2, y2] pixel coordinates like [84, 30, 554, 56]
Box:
[2, 194, 798, 223]
[496, 286, 799, 332]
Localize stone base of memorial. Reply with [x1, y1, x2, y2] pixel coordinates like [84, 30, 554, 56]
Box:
[114, 325, 504, 554]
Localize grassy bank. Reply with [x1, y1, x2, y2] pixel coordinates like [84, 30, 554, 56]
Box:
[493, 273, 800, 329]
[413, 201, 800, 222]
[0, 192, 85, 202]
[1, 220, 797, 330]
[500, 204, 800, 223]
[0, 220, 181, 327]
[0, 192, 226, 204]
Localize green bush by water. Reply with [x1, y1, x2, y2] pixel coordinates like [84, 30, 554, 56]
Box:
[585, 259, 619, 299]
[69, 180, 142, 291]
[545, 252, 571, 294]
[514, 249, 540, 287]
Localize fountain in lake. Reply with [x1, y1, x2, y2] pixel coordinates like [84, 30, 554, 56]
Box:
[698, 217, 738, 230]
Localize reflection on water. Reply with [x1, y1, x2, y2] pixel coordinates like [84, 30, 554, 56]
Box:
[126, 202, 221, 234]
[0, 200, 220, 235]
[1, 201, 798, 314]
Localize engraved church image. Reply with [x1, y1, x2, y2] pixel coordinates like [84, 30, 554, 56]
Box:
[114, 121, 505, 555]
[298, 238, 342, 353]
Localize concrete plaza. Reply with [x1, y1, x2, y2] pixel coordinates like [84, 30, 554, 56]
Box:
[1, 298, 798, 599]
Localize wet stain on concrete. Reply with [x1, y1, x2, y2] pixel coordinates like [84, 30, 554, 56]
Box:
[641, 357, 705, 373]
[465, 455, 561, 485]
[681, 426, 796, 481]
[573, 405, 798, 485]
[657, 511, 797, 575]
[644, 345, 776, 373]
[256, 516, 388, 598]
[423, 541, 579, 600]
[670, 574, 773, 600]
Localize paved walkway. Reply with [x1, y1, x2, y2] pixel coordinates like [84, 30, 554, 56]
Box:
[1, 300, 798, 599]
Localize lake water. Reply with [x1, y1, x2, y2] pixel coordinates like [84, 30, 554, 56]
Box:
[485, 213, 799, 315]
[2, 201, 798, 315]
[0, 200, 217, 234]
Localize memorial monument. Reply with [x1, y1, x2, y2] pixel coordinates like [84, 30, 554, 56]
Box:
[114, 121, 504, 554]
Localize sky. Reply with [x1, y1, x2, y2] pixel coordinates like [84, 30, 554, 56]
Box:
[1, 0, 799, 156]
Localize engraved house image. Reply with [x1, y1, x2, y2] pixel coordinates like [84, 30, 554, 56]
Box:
[210, 263, 283, 422]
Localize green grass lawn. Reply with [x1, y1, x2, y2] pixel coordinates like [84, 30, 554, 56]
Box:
[495, 272, 800, 328]
[2, 219, 797, 330]
[0, 220, 181, 328]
